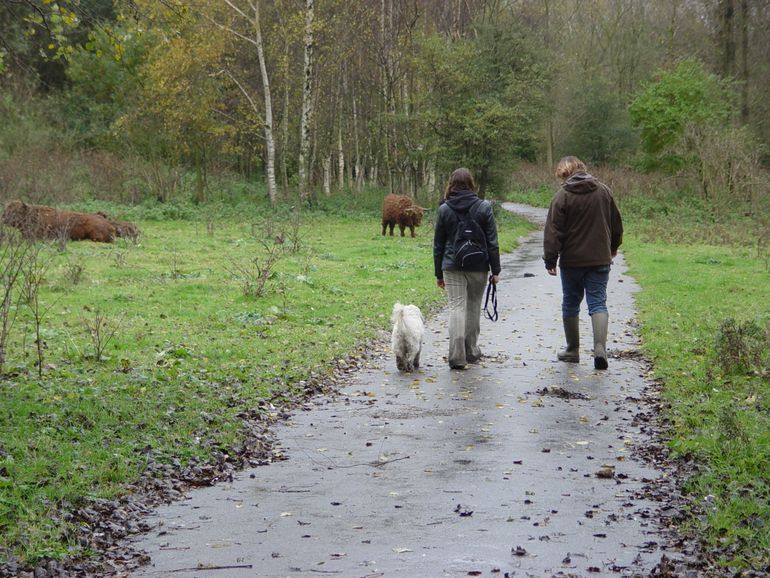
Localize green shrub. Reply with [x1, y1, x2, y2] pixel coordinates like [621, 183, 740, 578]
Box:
[715, 317, 769, 376]
[629, 59, 734, 171]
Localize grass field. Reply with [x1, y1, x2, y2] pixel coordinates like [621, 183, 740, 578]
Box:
[503, 180, 770, 570]
[0, 194, 535, 565]
[623, 239, 769, 569]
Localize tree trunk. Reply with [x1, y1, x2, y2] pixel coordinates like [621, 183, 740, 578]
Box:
[427, 159, 436, 199]
[380, 0, 394, 193]
[194, 145, 207, 204]
[254, 2, 277, 205]
[667, 0, 680, 62]
[352, 94, 363, 192]
[280, 41, 290, 195]
[323, 156, 332, 195]
[739, 0, 749, 124]
[543, 0, 554, 168]
[337, 121, 345, 191]
[299, 0, 315, 201]
[718, 0, 736, 79]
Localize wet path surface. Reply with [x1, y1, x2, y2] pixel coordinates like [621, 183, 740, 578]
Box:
[128, 205, 671, 577]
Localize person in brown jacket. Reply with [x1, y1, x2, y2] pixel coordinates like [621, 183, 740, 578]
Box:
[543, 156, 623, 369]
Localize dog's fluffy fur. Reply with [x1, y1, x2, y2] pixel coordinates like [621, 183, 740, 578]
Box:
[391, 302, 424, 372]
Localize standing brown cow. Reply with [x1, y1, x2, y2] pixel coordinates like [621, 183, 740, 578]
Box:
[381, 194, 425, 238]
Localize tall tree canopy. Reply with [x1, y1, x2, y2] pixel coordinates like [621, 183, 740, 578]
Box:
[2, 0, 770, 201]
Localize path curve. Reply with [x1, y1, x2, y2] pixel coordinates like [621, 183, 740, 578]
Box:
[128, 205, 677, 577]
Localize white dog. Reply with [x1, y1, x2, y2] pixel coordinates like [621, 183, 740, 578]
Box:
[391, 302, 424, 372]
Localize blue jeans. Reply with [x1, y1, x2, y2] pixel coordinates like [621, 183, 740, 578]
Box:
[560, 265, 610, 318]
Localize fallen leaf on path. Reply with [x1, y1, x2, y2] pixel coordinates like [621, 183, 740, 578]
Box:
[596, 465, 615, 479]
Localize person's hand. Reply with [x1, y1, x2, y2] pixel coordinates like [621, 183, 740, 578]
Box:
[547, 268, 557, 276]
[489, 274, 499, 285]
[437, 278, 445, 289]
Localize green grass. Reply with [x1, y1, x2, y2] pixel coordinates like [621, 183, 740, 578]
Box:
[623, 240, 769, 569]
[0, 194, 534, 565]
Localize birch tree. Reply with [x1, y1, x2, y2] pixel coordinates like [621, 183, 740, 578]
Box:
[298, 0, 315, 201]
[206, 0, 278, 204]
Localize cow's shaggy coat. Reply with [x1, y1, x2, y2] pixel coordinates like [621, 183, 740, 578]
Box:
[3, 200, 118, 243]
[381, 194, 424, 237]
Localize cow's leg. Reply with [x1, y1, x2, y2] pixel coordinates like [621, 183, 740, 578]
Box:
[389, 223, 395, 236]
[382, 222, 387, 236]
[399, 224, 405, 236]
[410, 225, 416, 237]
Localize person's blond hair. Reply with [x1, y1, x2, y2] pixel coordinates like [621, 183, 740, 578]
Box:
[555, 156, 587, 180]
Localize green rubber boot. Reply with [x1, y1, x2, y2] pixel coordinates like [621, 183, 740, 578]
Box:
[557, 317, 580, 362]
[592, 312, 609, 370]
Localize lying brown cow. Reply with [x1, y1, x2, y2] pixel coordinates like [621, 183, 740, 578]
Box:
[97, 212, 141, 242]
[3, 200, 119, 243]
[381, 193, 425, 237]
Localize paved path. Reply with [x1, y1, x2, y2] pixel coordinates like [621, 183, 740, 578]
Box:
[129, 205, 672, 577]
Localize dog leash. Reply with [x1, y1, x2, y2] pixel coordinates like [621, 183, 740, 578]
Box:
[484, 276, 498, 322]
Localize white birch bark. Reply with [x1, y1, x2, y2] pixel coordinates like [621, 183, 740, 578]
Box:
[352, 95, 363, 192]
[298, 0, 315, 201]
[209, 1, 277, 203]
[427, 158, 436, 197]
[253, 2, 277, 204]
[322, 156, 331, 196]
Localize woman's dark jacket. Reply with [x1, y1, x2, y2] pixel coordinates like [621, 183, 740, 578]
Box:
[543, 171, 623, 269]
[433, 189, 501, 280]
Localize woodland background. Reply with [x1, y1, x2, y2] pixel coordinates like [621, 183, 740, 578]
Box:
[1, 0, 769, 206]
[1, 2, 770, 574]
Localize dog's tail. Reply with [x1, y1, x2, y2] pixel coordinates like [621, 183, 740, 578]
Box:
[391, 302, 405, 326]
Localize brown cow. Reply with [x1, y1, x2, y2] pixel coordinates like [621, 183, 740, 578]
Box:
[97, 212, 141, 242]
[381, 194, 424, 238]
[3, 200, 117, 243]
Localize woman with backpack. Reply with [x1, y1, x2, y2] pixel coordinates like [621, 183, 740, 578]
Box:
[433, 168, 501, 370]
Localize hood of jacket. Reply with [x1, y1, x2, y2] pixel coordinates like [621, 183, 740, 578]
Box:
[563, 171, 599, 194]
[444, 189, 481, 212]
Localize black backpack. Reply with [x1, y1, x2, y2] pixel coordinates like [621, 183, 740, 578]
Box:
[450, 200, 489, 269]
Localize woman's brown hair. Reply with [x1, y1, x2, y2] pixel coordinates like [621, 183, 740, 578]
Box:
[555, 156, 587, 180]
[444, 167, 476, 199]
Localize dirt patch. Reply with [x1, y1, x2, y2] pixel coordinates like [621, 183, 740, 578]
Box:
[535, 385, 591, 400]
